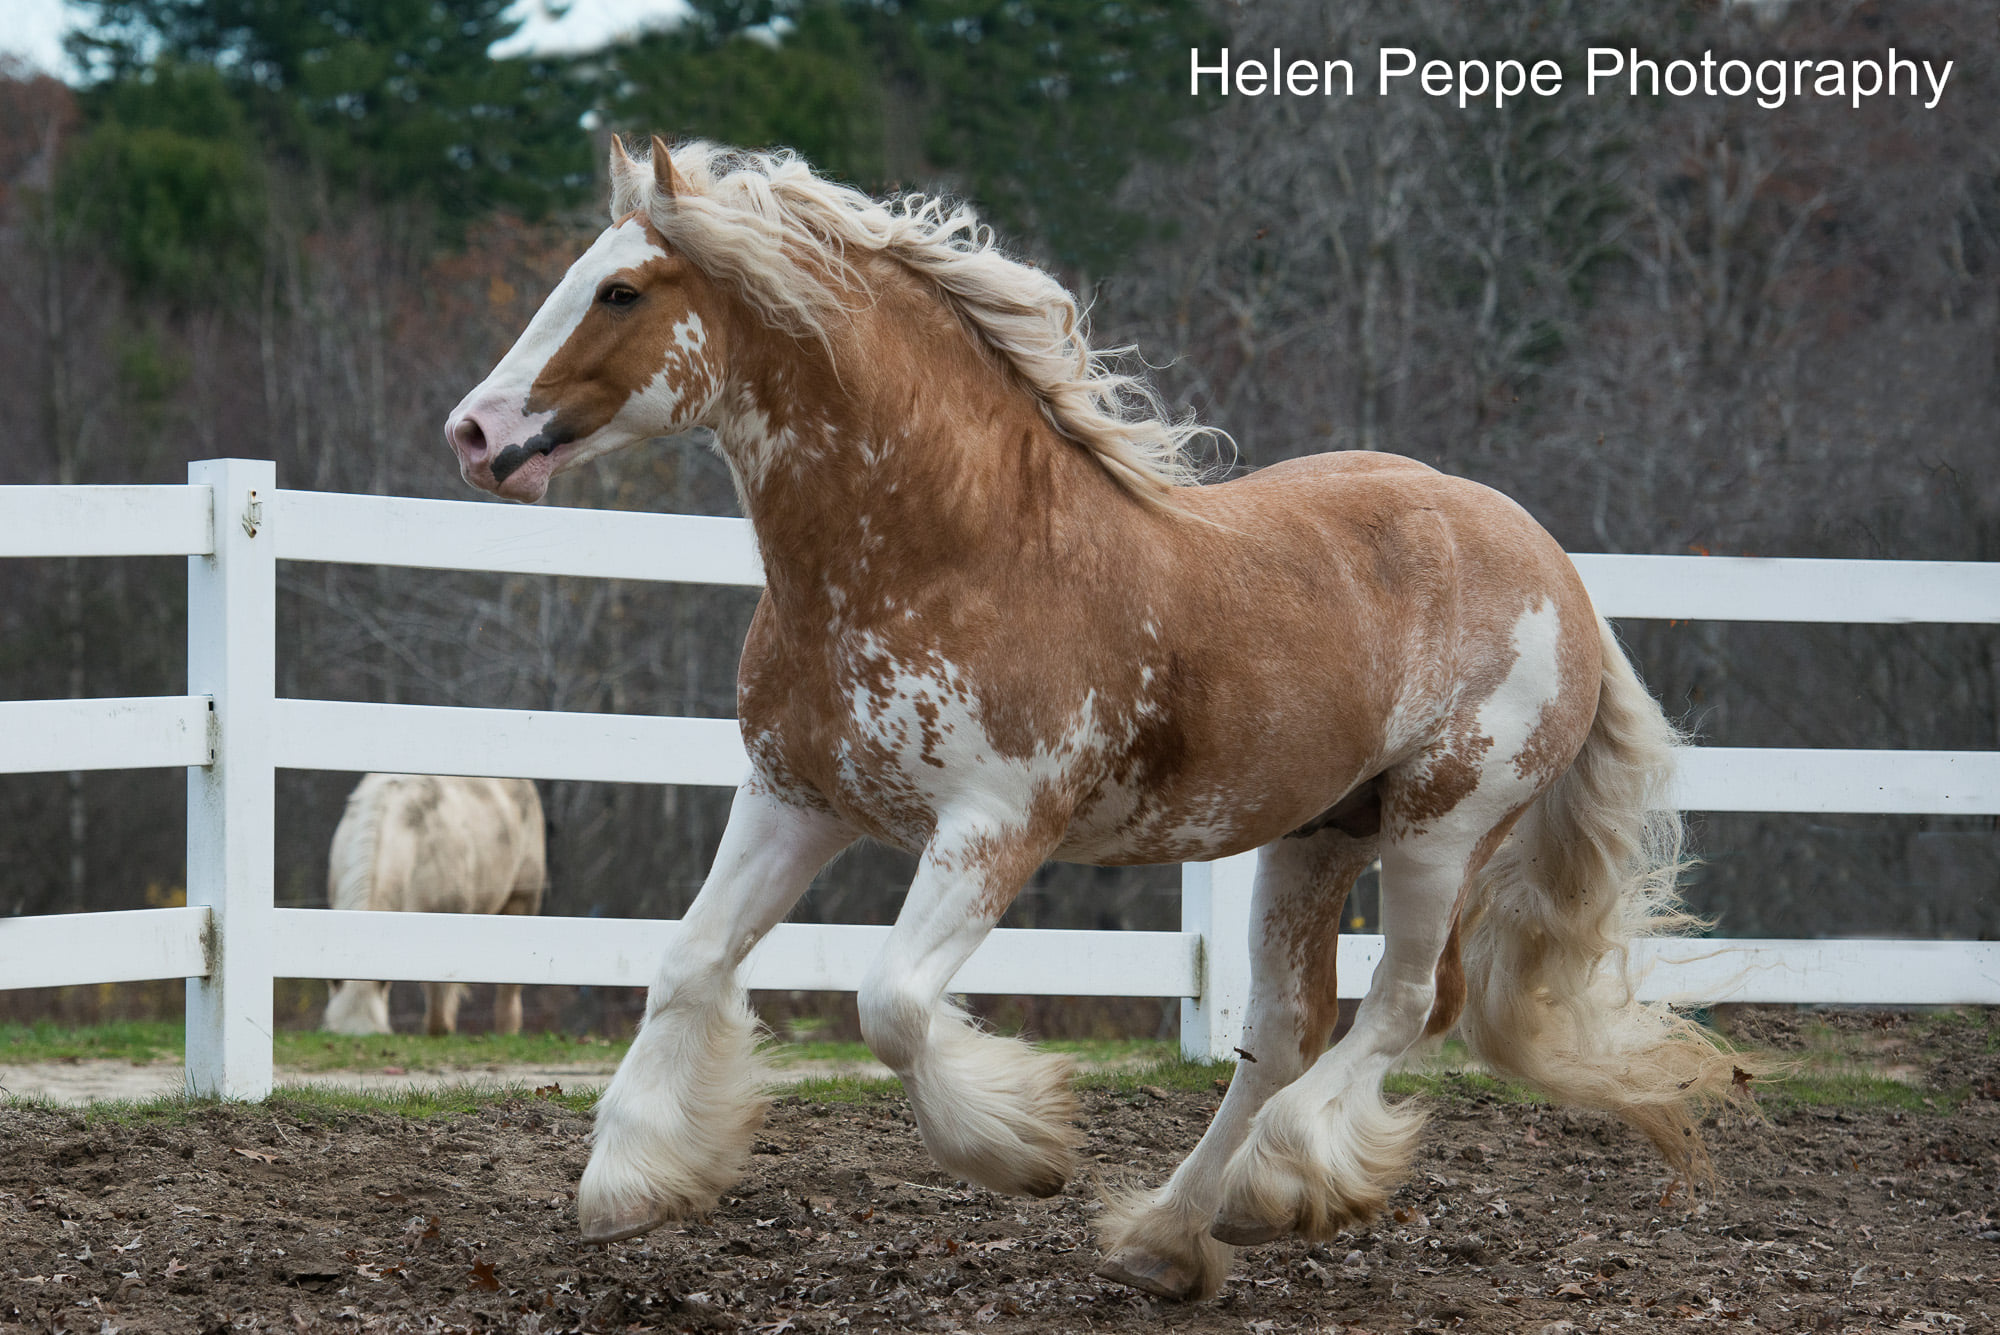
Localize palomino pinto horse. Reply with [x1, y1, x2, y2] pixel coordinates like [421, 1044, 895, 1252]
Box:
[446, 137, 1739, 1301]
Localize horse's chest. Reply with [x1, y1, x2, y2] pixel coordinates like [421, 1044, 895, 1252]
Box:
[739, 635, 1115, 847]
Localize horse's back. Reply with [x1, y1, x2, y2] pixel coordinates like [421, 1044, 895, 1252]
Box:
[1192, 451, 1579, 583]
[329, 774, 545, 914]
[1183, 451, 1596, 674]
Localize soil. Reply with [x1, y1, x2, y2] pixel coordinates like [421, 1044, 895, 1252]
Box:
[3, 1007, 1996, 1335]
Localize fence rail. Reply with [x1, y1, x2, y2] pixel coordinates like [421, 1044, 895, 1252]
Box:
[2, 463, 1997, 1100]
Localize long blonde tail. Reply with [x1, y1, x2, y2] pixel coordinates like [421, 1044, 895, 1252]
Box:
[1458, 618, 1739, 1179]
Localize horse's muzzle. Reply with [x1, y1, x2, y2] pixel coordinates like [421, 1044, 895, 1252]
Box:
[445, 397, 561, 502]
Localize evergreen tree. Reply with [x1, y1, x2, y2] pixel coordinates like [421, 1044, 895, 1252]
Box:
[608, 0, 1217, 273]
[69, 0, 593, 219]
[58, 62, 263, 302]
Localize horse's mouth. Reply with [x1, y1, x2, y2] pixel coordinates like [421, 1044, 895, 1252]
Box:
[484, 437, 566, 503]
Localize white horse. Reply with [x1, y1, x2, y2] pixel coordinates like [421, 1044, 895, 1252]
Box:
[321, 774, 547, 1036]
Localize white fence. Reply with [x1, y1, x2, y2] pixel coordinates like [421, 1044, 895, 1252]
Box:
[2, 458, 1997, 1100]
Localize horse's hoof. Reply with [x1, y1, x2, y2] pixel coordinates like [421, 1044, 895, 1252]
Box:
[577, 1199, 671, 1244]
[1095, 1247, 1201, 1301]
[1021, 1166, 1071, 1199]
[1208, 1214, 1288, 1247]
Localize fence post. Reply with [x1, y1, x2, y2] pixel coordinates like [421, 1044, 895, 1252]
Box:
[185, 458, 277, 1099]
[1180, 850, 1257, 1061]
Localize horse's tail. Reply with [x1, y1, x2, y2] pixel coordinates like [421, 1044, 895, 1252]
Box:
[328, 775, 394, 913]
[1456, 617, 1740, 1181]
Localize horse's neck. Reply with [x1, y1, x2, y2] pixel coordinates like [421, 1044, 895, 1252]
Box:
[718, 286, 1127, 609]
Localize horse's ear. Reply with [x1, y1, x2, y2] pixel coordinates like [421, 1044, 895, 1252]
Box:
[607, 133, 641, 213]
[650, 134, 688, 199]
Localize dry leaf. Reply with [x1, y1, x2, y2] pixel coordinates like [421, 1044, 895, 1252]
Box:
[230, 1148, 281, 1164]
[468, 1258, 500, 1291]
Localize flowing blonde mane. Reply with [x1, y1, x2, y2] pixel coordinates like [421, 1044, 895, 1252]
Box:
[611, 140, 1211, 508]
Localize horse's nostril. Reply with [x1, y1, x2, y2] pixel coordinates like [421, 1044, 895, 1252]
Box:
[450, 415, 488, 461]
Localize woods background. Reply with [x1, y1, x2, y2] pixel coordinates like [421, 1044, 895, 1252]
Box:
[2, 0, 1995, 1028]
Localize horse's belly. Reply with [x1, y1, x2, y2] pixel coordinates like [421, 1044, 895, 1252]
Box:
[1052, 771, 1345, 867]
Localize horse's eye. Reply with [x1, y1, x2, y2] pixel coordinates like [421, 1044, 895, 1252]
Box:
[599, 284, 640, 307]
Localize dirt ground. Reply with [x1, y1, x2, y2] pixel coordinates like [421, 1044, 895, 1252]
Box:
[3, 1008, 1996, 1335]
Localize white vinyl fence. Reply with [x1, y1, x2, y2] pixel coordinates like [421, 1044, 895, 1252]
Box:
[3, 458, 1998, 1100]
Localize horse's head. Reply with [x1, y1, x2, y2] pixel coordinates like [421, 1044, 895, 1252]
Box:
[322, 979, 392, 1035]
[446, 136, 728, 503]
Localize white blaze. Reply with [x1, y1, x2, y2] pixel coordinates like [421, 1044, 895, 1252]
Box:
[467, 218, 668, 411]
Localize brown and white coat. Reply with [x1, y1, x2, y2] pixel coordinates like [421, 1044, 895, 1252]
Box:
[446, 138, 1740, 1302]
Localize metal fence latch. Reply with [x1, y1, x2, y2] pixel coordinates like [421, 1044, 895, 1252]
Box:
[241, 491, 263, 538]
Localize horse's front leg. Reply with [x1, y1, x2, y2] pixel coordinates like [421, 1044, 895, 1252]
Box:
[578, 784, 855, 1242]
[859, 818, 1082, 1198]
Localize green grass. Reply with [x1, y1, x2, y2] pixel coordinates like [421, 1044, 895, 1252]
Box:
[0, 1020, 632, 1070]
[1754, 1071, 1965, 1114]
[0, 1019, 184, 1064]
[3, 1025, 1172, 1073]
[273, 1029, 627, 1072]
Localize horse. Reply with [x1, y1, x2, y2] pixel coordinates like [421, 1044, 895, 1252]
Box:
[443, 136, 1743, 1301]
[321, 774, 547, 1037]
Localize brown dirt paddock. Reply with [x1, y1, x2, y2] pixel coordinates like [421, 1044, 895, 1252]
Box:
[3, 1007, 1996, 1334]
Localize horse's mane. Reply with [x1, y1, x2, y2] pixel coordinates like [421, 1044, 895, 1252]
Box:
[612, 140, 1212, 509]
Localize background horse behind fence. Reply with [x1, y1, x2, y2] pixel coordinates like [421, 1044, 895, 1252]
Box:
[321, 774, 547, 1037]
[443, 136, 1745, 1301]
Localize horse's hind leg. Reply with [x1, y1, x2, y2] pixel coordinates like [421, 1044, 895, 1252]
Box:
[492, 883, 540, 1037]
[1209, 793, 1524, 1247]
[857, 818, 1080, 1200]
[491, 984, 523, 1037]
[578, 785, 855, 1242]
[423, 981, 466, 1035]
[1096, 828, 1373, 1301]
